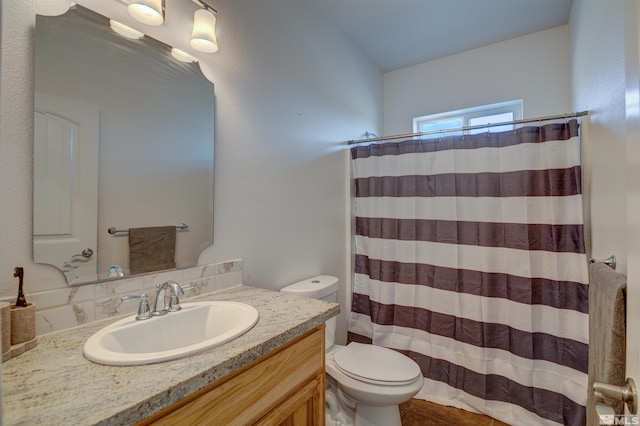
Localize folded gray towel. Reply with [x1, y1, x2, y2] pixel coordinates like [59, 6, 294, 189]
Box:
[587, 262, 626, 426]
[129, 226, 176, 275]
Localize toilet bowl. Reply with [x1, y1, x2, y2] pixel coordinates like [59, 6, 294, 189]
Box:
[326, 343, 424, 425]
[280, 275, 424, 426]
[326, 378, 355, 425]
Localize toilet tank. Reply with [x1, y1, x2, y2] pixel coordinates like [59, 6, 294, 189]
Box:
[280, 275, 339, 350]
[280, 275, 339, 302]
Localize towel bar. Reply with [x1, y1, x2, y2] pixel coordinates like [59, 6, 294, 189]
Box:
[588, 255, 616, 270]
[108, 223, 189, 235]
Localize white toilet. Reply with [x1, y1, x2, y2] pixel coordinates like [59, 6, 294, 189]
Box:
[281, 275, 424, 426]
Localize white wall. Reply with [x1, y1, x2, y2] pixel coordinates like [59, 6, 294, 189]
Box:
[197, 0, 382, 342]
[383, 25, 571, 136]
[0, 0, 36, 292]
[570, 0, 640, 387]
[0, 0, 382, 343]
[571, 0, 628, 270]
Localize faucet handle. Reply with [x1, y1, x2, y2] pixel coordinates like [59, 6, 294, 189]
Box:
[121, 293, 152, 320]
[168, 293, 182, 312]
[154, 280, 188, 315]
[167, 283, 196, 312]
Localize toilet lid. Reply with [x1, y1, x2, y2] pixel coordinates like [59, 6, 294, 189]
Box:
[332, 343, 421, 385]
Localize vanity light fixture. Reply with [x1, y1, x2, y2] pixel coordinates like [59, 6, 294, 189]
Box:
[171, 48, 199, 63]
[128, 0, 165, 26]
[110, 20, 145, 40]
[190, 1, 218, 53]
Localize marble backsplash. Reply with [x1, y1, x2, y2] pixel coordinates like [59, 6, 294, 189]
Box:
[1, 260, 243, 336]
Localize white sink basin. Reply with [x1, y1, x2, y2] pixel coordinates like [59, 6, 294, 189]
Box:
[83, 301, 259, 366]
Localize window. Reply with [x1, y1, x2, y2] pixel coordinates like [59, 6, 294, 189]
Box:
[412, 100, 523, 139]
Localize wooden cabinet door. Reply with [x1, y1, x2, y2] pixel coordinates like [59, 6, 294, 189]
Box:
[140, 325, 325, 426]
[257, 375, 324, 425]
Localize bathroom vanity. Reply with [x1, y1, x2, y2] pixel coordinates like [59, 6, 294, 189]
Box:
[142, 327, 325, 425]
[2, 285, 339, 425]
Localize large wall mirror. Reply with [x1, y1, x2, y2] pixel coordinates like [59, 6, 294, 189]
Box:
[34, 5, 215, 285]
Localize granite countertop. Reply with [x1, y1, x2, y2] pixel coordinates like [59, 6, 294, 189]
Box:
[2, 285, 339, 425]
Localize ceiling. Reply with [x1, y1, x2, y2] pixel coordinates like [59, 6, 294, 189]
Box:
[300, 0, 574, 73]
[77, 0, 574, 74]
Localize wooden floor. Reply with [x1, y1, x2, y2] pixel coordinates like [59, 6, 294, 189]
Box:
[399, 399, 510, 426]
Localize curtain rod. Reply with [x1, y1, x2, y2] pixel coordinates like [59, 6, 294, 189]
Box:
[347, 110, 589, 145]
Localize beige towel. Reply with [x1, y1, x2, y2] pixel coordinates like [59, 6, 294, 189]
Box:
[587, 262, 626, 426]
[129, 226, 176, 275]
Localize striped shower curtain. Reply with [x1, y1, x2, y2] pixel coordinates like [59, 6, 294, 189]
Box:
[348, 120, 588, 426]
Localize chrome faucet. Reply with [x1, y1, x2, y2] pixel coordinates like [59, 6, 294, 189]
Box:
[153, 280, 185, 316]
[122, 280, 195, 320]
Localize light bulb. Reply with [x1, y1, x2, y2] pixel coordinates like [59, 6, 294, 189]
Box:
[110, 20, 144, 40]
[128, 0, 164, 26]
[35, 0, 72, 16]
[171, 48, 198, 63]
[190, 8, 218, 53]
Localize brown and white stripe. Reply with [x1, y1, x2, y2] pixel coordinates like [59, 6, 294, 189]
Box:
[348, 120, 588, 426]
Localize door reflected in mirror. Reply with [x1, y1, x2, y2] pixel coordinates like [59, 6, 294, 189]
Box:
[34, 6, 214, 285]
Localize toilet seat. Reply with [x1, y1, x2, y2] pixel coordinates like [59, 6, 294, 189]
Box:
[332, 343, 421, 386]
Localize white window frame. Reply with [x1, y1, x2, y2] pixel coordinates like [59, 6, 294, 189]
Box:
[412, 100, 523, 138]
